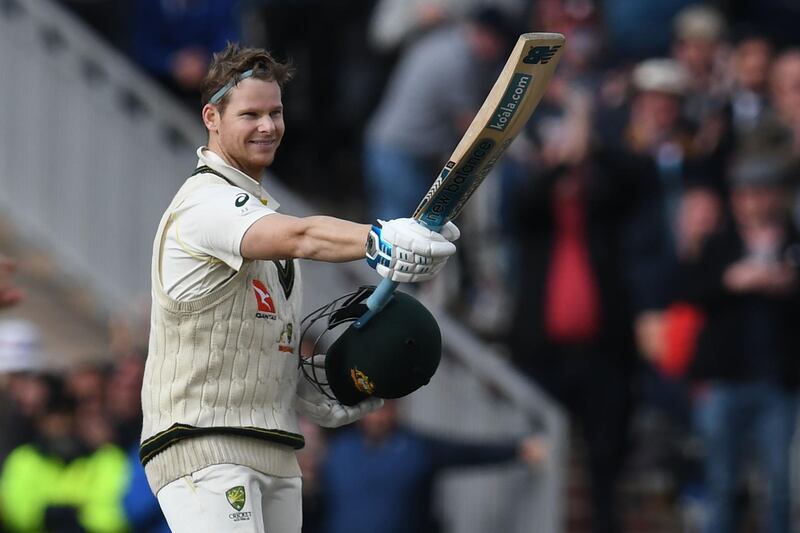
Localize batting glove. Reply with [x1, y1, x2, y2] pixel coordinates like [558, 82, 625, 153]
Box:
[295, 355, 384, 428]
[365, 218, 459, 283]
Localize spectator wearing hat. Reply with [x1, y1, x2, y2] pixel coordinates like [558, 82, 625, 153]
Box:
[671, 4, 729, 124]
[675, 150, 800, 533]
[0, 320, 48, 463]
[609, 58, 726, 508]
[740, 48, 800, 230]
[619, 58, 713, 323]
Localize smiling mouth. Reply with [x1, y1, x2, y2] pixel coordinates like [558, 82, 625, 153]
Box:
[250, 139, 276, 147]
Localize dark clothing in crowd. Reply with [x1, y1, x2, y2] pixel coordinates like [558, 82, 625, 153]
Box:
[320, 427, 519, 533]
[678, 222, 800, 533]
[680, 226, 800, 387]
[509, 150, 642, 533]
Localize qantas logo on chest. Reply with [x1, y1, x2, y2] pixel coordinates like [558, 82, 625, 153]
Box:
[252, 280, 277, 319]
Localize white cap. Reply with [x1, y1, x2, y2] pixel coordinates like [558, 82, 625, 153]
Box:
[0, 320, 44, 373]
[673, 4, 726, 42]
[632, 58, 690, 96]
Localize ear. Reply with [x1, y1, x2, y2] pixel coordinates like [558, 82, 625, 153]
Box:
[202, 104, 220, 133]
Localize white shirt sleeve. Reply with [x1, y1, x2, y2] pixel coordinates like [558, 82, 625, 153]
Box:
[173, 183, 275, 271]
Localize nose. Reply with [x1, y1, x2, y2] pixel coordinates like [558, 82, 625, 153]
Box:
[258, 116, 275, 134]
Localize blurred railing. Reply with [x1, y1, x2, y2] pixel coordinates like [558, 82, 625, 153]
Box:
[0, 0, 204, 314]
[0, 1, 568, 532]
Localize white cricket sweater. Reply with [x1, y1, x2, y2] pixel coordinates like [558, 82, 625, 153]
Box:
[141, 168, 304, 494]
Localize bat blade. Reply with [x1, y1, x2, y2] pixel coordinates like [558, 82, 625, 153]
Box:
[413, 32, 565, 231]
[356, 32, 564, 327]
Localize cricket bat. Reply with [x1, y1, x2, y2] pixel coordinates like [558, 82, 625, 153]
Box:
[356, 32, 565, 328]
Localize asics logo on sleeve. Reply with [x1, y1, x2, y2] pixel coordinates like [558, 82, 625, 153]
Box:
[235, 193, 249, 207]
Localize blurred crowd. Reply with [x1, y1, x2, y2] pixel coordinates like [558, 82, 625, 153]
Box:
[0, 313, 167, 532]
[2, 0, 798, 532]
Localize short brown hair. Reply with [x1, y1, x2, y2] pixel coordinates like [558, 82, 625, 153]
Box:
[201, 43, 294, 111]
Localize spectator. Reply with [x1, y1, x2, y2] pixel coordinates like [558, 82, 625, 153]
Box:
[113, 351, 169, 532]
[618, 58, 718, 349]
[319, 400, 545, 533]
[725, 0, 800, 49]
[296, 417, 326, 533]
[671, 4, 729, 122]
[129, 0, 241, 107]
[0, 377, 129, 532]
[105, 354, 145, 449]
[363, 6, 513, 221]
[765, 49, 800, 152]
[744, 48, 800, 226]
[368, 0, 527, 53]
[678, 150, 800, 533]
[724, 32, 774, 138]
[65, 362, 108, 417]
[602, 0, 696, 62]
[0, 320, 47, 463]
[508, 78, 640, 533]
[123, 443, 170, 533]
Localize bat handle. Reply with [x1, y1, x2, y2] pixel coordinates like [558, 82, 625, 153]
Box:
[353, 278, 398, 329]
[354, 219, 442, 329]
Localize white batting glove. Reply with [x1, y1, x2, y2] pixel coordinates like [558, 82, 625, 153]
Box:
[365, 218, 459, 283]
[295, 355, 384, 428]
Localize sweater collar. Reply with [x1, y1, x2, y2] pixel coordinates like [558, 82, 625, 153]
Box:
[196, 147, 280, 210]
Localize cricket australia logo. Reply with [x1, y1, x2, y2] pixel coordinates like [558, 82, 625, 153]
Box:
[350, 368, 375, 395]
[252, 279, 277, 319]
[488, 73, 532, 131]
[523, 45, 561, 64]
[226, 486, 246, 511]
[226, 486, 252, 522]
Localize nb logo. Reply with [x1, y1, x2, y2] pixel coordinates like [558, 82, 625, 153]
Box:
[523, 45, 561, 65]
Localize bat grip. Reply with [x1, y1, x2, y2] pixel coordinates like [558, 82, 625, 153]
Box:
[353, 278, 398, 329]
[354, 219, 441, 329]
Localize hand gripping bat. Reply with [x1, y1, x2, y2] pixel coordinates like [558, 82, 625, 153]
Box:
[355, 32, 565, 328]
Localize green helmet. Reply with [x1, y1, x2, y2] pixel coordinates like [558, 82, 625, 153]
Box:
[300, 286, 441, 406]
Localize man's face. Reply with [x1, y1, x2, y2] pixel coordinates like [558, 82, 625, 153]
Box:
[360, 400, 398, 442]
[771, 54, 800, 121]
[734, 38, 772, 92]
[204, 78, 285, 179]
[633, 91, 682, 132]
[731, 185, 787, 227]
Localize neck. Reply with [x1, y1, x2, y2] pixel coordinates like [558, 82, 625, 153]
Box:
[206, 141, 263, 182]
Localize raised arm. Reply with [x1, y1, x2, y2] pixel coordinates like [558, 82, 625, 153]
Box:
[241, 213, 460, 283]
[241, 213, 370, 262]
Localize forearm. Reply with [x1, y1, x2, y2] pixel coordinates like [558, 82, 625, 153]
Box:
[297, 216, 371, 262]
[241, 213, 370, 263]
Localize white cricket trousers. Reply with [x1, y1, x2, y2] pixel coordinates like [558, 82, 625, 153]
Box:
[157, 464, 302, 532]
